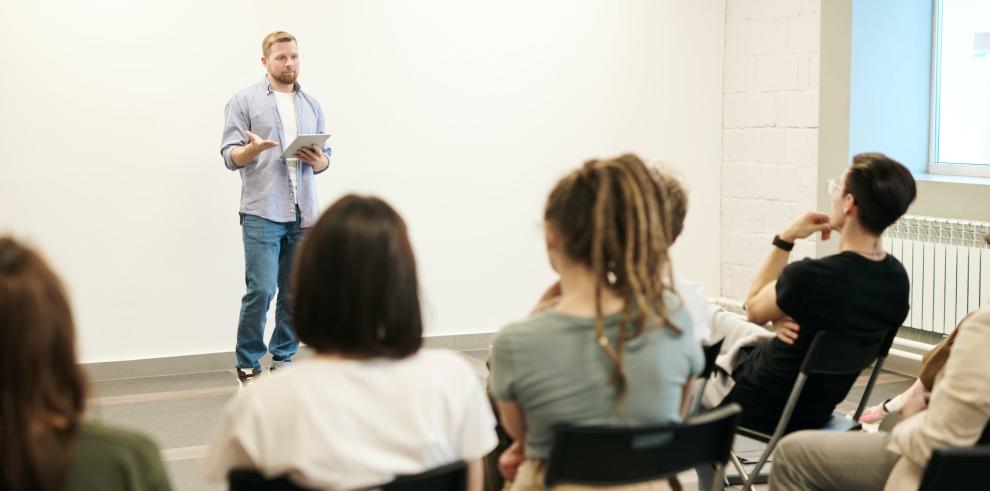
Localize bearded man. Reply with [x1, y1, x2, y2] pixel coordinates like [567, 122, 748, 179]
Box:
[220, 31, 331, 385]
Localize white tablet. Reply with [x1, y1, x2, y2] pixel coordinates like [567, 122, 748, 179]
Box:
[280, 133, 331, 159]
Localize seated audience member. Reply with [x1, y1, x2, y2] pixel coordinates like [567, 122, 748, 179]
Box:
[859, 230, 990, 424]
[489, 154, 704, 490]
[0, 237, 172, 491]
[529, 168, 710, 343]
[770, 249, 990, 490]
[702, 153, 917, 433]
[202, 195, 497, 490]
[653, 169, 711, 345]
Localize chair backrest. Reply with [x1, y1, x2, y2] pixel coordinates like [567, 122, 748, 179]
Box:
[228, 469, 308, 491]
[700, 339, 725, 379]
[918, 445, 990, 491]
[383, 461, 467, 491]
[800, 328, 897, 376]
[544, 404, 742, 487]
[228, 461, 466, 491]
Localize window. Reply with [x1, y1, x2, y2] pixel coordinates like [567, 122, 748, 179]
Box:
[930, 0, 990, 178]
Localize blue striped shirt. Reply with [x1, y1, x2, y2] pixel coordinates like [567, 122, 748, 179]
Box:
[221, 77, 331, 227]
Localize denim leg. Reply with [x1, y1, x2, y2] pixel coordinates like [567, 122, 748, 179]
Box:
[270, 210, 303, 363]
[236, 214, 282, 370]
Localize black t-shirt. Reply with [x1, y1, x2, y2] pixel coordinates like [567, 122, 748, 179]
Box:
[723, 252, 910, 433]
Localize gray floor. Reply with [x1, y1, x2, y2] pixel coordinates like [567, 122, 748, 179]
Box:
[85, 349, 909, 491]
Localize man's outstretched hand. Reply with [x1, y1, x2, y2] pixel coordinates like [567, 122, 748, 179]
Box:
[245, 130, 277, 152]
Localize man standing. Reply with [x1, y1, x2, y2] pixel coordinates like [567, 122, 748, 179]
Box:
[221, 31, 331, 385]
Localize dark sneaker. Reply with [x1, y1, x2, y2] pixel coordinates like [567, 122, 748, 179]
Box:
[236, 368, 262, 390]
[270, 359, 292, 372]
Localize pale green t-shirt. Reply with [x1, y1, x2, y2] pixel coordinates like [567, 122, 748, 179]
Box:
[489, 294, 704, 459]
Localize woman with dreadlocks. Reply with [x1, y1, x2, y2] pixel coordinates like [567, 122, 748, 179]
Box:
[488, 155, 704, 490]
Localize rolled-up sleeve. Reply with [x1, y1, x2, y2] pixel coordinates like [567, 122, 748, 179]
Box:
[221, 95, 250, 171]
[489, 330, 518, 401]
[313, 98, 332, 174]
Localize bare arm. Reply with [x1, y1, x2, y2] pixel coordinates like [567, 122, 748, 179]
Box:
[494, 401, 527, 481]
[679, 378, 695, 418]
[466, 459, 484, 491]
[495, 401, 526, 441]
[746, 212, 831, 324]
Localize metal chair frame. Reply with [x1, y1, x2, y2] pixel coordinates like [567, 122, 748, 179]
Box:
[728, 329, 897, 490]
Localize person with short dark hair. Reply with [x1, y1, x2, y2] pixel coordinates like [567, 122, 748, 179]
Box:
[768, 228, 990, 491]
[0, 237, 171, 491]
[202, 195, 497, 491]
[702, 153, 917, 433]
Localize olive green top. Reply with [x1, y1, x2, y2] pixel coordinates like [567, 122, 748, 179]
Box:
[65, 423, 171, 491]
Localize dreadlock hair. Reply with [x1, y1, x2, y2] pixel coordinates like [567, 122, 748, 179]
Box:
[544, 154, 680, 405]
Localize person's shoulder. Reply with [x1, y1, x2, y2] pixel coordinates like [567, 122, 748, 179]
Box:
[296, 85, 324, 107]
[660, 289, 694, 330]
[230, 81, 266, 102]
[498, 312, 554, 335]
[965, 305, 990, 332]
[76, 422, 161, 457]
[777, 255, 831, 282]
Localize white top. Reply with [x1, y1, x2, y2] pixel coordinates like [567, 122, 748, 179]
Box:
[674, 272, 711, 344]
[274, 90, 299, 204]
[201, 349, 498, 490]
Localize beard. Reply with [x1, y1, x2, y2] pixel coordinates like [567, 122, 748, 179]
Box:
[273, 70, 297, 85]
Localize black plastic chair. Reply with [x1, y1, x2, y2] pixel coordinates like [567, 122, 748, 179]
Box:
[228, 461, 467, 491]
[228, 470, 307, 491]
[918, 445, 990, 491]
[544, 404, 742, 491]
[384, 461, 467, 491]
[728, 328, 897, 490]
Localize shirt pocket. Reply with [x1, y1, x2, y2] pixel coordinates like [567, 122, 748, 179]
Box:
[297, 101, 320, 135]
[248, 106, 280, 143]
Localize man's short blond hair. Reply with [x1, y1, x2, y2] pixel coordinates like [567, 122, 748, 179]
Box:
[262, 31, 297, 58]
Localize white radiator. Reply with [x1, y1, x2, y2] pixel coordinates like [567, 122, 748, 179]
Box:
[884, 216, 990, 335]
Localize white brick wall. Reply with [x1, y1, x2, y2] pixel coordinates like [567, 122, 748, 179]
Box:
[720, 0, 822, 301]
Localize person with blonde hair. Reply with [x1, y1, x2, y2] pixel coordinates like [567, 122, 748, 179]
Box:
[220, 31, 333, 384]
[489, 154, 703, 490]
[0, 237, 171, 491]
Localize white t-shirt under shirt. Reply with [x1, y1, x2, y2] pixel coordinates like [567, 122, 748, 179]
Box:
[201, 349, 498, 490]
[273, 90, 299, 204]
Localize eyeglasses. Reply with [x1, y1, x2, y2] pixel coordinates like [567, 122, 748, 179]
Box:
[826, 178, 840, 195]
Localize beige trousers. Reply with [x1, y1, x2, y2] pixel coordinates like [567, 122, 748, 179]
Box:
[768, 431, 899, 491]
[505, 459, 674, 491]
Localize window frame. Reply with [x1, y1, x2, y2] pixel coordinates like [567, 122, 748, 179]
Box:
[928, 0, 990, 178]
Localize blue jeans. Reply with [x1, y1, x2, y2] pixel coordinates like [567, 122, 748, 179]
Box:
[235, 210, 303, 370]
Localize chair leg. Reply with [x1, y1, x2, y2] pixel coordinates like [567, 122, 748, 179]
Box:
[742, 443, 774, 491]
[729, 451, 748, 481]
[712, 463, 726, 491]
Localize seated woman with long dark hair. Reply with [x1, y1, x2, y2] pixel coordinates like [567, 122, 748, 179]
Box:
[0, 238, 171, 491]
[202, 195, 497, 490]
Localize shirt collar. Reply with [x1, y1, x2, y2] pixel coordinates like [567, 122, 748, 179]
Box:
[263, 75, 301, 95]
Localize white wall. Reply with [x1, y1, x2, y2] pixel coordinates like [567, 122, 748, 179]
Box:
[720, 0, 822, 300]
[0, 0, 725, 363]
